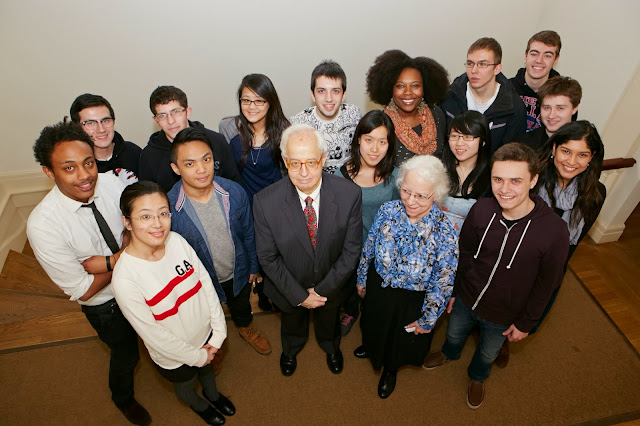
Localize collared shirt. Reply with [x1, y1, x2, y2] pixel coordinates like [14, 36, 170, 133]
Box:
[27, 173, 126, 306]
[295, 179, 322, 227]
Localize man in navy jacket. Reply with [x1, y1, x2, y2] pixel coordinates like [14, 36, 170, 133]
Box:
[167, 128, 271, 361]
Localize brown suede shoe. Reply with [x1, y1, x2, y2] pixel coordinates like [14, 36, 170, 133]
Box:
[238, 324, 272, 355]
[422, 351, 450, 370]
[494, 339, 510, 368]
[467, 380, 484, 409]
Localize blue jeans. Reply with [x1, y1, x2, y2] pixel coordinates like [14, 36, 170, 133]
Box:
[441, 298, 509, 382]
[82, 299, 139, 407]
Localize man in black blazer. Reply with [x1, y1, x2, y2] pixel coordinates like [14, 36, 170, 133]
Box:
[253, 124, 362, 376]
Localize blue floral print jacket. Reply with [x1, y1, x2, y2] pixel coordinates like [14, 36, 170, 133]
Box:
[357, 200, 459, 330]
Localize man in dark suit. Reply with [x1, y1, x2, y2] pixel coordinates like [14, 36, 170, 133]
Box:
[253, 123, 362, 376]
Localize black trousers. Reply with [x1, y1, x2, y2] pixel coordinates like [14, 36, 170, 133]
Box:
[82, 299, 139, 408]
[220, 278, 253, 328]
[281, 293, 341, 356]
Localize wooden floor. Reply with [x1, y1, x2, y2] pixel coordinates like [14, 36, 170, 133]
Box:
[570, 204, 640, 353]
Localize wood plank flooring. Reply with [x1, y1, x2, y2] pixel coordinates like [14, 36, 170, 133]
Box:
[569, 204, 640, 353]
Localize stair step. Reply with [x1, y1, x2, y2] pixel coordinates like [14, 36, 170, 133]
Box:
[22, 239, 35, 258]
[0, 289, 77, 325]
[0, 311, 97, 351]
[0, 250, 65, 297]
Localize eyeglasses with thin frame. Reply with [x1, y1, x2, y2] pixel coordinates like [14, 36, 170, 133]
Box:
[81, 118, 114, 129]
[400, 187, 434, 204]
[155, 108, 187, 121]
[125, 211, 172, 224]
[286, 159, 321, 172]
[449, 133, 478, 142]
[239, 98, 267, 107]
[464, 61, 497, 69]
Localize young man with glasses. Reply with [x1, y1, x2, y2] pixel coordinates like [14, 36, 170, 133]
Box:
[440, 37, 526, 154]
[290, 60, 362, 174]
[253, 124, 362, 377]
[70, 93, 141, 184]
[139, 85, 241, 192]
[27, 122, 150, 425]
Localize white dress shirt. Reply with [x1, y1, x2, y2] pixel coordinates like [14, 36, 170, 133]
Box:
[295, 179, 322, 227]
[27, 173, 126, 305]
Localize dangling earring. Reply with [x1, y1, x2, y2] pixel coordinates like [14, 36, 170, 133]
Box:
[419, 98, 425, 108]
[551, 154, 554, 159]
[587, 163, 590, 167]
[389, 98, 396, 107]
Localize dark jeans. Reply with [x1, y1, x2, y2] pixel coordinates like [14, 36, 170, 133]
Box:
[220, 278, 252, 327]
[441, 298, 509, 382]
[82, 299, 139, 407]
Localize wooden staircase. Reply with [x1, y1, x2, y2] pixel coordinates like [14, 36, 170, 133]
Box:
[0, 243, 97, 352]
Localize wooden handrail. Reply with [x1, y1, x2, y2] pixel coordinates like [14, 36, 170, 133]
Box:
[602, 157, 636, 171]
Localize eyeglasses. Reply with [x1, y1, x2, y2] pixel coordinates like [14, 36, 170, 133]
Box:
[449, 134, 478, 142]
[155, 108, 187, 121]
[464, 61, 497, 69]
[400, 187, 434, 204]
[239, 99, 267, 107]
[286, 159, 321, 172]
[81, 118, 114, 129]
[126, 211, 172, 224]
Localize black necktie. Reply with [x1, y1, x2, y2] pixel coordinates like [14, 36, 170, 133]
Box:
[82, 201, 120, 254]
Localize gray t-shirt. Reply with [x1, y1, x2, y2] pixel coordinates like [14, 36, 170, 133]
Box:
[191, 195, 235, 282]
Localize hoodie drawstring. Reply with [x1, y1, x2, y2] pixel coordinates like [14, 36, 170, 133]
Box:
[506, 220, 531, 269]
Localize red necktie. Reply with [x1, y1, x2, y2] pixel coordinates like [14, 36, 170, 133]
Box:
[304, 196, 317, 250]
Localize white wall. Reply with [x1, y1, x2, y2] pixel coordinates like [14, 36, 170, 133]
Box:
[0, 0, 638, 176]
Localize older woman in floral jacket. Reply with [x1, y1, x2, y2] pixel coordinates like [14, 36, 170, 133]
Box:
[355, 155, 459, 399]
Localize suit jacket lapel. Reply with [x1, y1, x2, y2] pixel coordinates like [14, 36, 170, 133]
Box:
[316, 178, 337, 263]
[283, 180, 315, 259]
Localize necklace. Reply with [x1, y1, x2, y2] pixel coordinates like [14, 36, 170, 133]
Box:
[250, 145, 261, 166]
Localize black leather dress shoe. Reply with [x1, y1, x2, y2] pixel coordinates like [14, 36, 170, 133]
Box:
[118, 399, 151, 426]
[326, 350, 344, 374]
[353, 345, 370, 359]
[192, 406, 225, 425]
[377, 368, 397, 399]
[280, 353, 297, 376]
[204, 392, 236, 416]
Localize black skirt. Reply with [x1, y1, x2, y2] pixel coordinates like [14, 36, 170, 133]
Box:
[361, 263, 433, 371]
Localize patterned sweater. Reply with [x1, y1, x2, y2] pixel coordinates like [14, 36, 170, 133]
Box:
[290, 104, 362, 173]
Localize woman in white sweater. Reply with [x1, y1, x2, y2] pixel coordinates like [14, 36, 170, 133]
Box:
[112, 181, 234, 425]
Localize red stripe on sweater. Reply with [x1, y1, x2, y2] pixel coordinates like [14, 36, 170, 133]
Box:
[146, 267, 195, 307]
[152, 281, 202, 321]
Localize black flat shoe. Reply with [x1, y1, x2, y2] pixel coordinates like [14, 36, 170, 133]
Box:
[204, 392, 235, 417]
[192, 406, 225, 425]
[353, 345, 370, 359]
[326, 350, 344, 374]
[378, 368, 397, 399]
[280, 353, 297, 376]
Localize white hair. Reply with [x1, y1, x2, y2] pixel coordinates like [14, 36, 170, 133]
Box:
[396, 155, 450, 206]
[280, 123, 328, 158]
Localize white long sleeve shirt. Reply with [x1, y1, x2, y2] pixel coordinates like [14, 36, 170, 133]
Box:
[112, 232, 227, 369]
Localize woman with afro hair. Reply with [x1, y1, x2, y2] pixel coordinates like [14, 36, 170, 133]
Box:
[366, 50, 449, 165]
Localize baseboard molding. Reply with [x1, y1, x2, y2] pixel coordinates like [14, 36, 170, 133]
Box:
[0, 170, 53, 269]
[589, 218, 626, 244]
